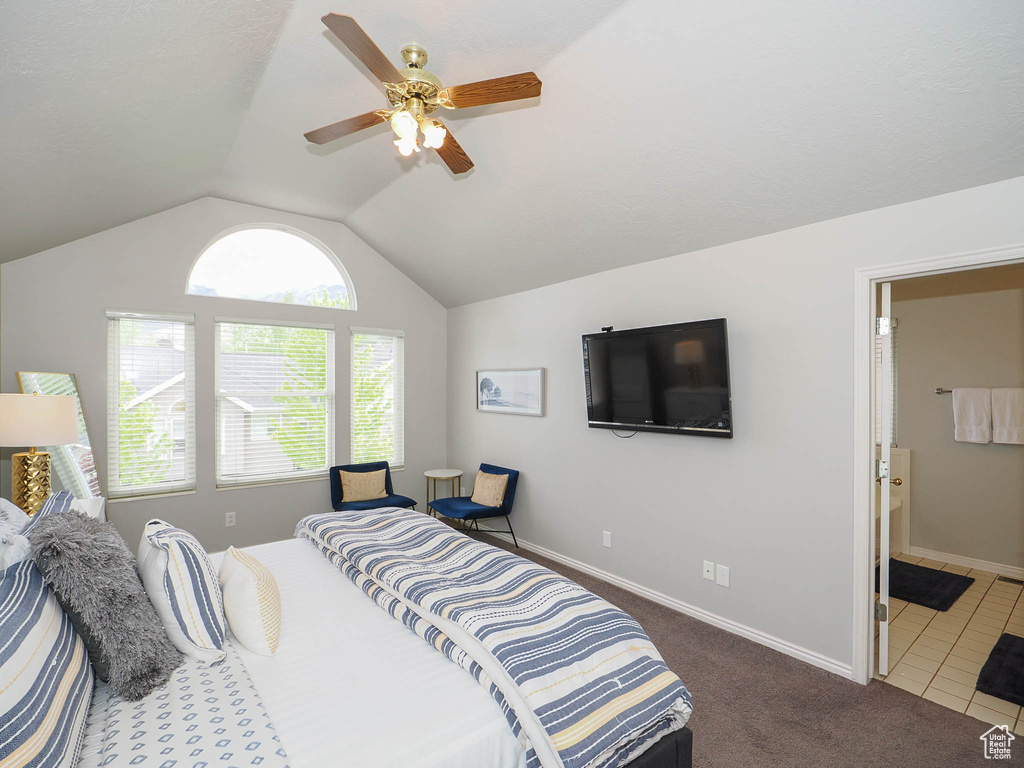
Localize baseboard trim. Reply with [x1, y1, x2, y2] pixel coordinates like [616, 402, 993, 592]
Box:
[908, 546, 1024, 580]
[478, 527, 854, 680]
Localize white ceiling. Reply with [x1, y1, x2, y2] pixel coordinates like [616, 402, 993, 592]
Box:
[3, 0, 1024, 306]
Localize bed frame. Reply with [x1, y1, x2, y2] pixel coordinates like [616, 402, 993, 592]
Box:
[628, 727, 693, 768]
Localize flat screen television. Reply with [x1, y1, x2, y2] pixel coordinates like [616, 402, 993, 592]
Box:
[582, 319, 733, 437]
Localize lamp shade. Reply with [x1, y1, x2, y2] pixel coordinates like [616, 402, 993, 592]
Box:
[0, 394, 79, 447]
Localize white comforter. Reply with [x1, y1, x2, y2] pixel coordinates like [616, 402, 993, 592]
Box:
[216, 538, 526, 768]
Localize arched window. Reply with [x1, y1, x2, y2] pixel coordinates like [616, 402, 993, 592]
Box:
[187, 226, 356, 309]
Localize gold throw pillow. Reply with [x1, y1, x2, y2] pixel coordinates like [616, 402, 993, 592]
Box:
[471, 471, 508, 508]
[340, 469, 387, 502]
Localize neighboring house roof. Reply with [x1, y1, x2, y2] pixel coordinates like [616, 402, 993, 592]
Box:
[125, 371, 185, 410]
[120, 345, 311, 412]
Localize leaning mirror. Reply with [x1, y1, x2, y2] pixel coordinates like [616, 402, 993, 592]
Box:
[16, 371, 102, 499]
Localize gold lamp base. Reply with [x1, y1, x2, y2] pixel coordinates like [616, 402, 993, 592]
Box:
[12, 448, 51, 515]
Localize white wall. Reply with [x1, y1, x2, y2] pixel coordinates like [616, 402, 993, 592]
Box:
[0, 197, 446, 553]
[893, 282, 1024, 567]
[447, 175, 1024, 671]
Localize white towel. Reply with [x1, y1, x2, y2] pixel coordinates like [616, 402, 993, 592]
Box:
[992, 388, 1024, 445]
[953, 388, 992, 443]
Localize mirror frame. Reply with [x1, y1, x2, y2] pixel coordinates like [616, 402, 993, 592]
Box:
[16, 370, 103, 498]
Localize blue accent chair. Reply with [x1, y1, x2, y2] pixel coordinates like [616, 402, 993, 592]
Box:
[330, 461, 417, 512]
[428, 463, 519, 547]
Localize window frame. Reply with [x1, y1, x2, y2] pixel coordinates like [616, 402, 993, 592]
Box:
[185, 224, 358, 310]
[106, 310, 197, 500]
[350, 327, 406, 471]
[214, 316, 336, 489]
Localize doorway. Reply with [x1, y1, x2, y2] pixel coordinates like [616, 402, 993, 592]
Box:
[873, 265, 1024, 726]
[853, 244, 1024, 688]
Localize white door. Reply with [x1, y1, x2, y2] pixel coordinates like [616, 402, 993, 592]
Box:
[877, 282, 894, 675]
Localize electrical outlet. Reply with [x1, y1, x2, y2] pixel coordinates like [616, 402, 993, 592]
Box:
[225, 511, 237, 528]
[716, 564, 730, 588]
[703, 560, 714, 581]
[602, 530, 612, 548]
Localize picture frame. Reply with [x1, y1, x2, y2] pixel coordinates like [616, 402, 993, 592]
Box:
[476, 368, 545, 416]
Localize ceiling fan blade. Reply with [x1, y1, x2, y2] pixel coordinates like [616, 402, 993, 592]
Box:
[321, 13, 404, 85]
[434, 126, 474, 174]
[304, 110, 387, 145]
[445, 72, 542, 109]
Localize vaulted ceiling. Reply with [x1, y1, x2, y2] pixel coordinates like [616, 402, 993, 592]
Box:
[3, 0, 1023, 306]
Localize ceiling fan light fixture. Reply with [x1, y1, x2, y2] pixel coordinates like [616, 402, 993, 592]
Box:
[390, 109, 418, 140]
[394, 135, 420, 156]
[304, 14, 541, 173]
[420, 118, 446, 149]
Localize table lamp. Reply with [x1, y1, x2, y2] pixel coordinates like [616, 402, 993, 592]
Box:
[0, 393, 79, 514]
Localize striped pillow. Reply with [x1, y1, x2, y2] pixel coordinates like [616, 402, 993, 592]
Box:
[219, 546, 282, 656]
[0, 559, 93, 767]
[138, 520, 226, 663]
[20, 490, 76, 538]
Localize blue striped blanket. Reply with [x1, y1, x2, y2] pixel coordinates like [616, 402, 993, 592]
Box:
[295, 509, 692, 768]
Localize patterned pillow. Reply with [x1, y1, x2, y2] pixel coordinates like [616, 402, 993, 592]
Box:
[339, 468, 387, 502]
[470, 470, 508, 507]
[219, 546, 282, 656]
[138, 520, 226, 663]
[0, 497, 30, 542]
[0, 559, 93, 767]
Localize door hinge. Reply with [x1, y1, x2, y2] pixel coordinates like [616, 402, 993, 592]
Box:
[876, 317, 890, 336]
[875, 601, 888, 622]
[876, 459, 889, 479]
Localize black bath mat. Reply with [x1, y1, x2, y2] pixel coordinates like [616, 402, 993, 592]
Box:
[977, 634, 1024, 708]
[874, 560, 974, 611]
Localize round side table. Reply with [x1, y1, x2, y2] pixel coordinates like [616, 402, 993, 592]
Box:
[424, 469, 464, 515]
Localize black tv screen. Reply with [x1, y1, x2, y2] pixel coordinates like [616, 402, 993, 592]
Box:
[582, 319, 733, 437]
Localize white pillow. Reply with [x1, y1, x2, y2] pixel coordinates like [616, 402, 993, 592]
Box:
[0, 498, 30, 543]
[137, 519, 226, 663]
[0, 534, 31, 569]
[219, 546, 282, 657]
[70, 496, 106, 521]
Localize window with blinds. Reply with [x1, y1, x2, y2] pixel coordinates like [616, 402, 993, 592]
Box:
[351, 329, 405, 470]
[874, 320, 898, 445]
[106, 311, 196, 498]
[216, 320, 335, 487]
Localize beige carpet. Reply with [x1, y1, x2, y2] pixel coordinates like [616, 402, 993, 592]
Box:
[474, 532, 1005, 767]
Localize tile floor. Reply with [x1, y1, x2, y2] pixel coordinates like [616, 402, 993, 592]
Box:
[875, 554, 1024, 730]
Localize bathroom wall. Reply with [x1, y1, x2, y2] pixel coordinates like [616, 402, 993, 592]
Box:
[893, 266, 1024, 569]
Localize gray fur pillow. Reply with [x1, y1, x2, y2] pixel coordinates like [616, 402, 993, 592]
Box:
[30, 512, 183, 700]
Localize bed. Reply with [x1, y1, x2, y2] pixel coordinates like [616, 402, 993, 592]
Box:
[8, 506, 693, 768]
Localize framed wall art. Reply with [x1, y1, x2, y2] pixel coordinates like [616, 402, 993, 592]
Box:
[476, 368, 545, 416]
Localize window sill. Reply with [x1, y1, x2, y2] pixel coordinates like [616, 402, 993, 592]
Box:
[216, 474, 327, 492]
[108, 489, 197, 504]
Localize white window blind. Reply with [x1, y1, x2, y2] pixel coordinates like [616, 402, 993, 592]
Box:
[107, 311, 196, 498]
[874, 320, 898, 446]
[351, 329, 405, 470]
[216, 320, 335, 487]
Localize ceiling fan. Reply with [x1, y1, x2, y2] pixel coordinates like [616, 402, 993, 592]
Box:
[303, 14, 542, 174]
